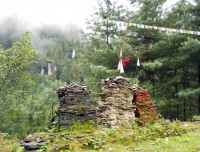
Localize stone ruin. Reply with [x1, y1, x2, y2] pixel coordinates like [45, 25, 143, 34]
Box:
[134, 90, 158, 125]
[56, 84, 96, 128]
[97, 76, 137, 126]
[97, 76, 158, 126]
[54, 77, 158, 128]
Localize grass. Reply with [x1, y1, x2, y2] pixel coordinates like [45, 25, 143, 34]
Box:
[129, 130, 200, 152]
[0, 133, 20, 152]
[0, 119, 200, 152]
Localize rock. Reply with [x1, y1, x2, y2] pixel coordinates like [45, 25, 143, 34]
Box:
[55, 83, 96, 128]
[23, 142, 40, 150]
[97, 76, 136, 127]
[134, 90, 158, 125]
[35, 137, 45, 143]
[21, 133, 46, 151]
[50, 146, 59, 151]
[24, 133, 38, 142]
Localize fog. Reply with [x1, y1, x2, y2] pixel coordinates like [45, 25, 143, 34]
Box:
[0, 15, 81, 52]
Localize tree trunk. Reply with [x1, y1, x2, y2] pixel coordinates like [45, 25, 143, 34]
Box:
[152, 71, 155, 96]
[174, 67, 179, 119]
[0, 64, 13, 92]
[176, 104, 179, 120]
[198, 61, 200, 115]
[189, 102, 192, 117]
[182, 67, 187, 121]
[183, 99, 186, 121]
[106, 19, 109, 44]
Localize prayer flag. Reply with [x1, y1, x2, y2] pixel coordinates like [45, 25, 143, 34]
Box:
[141, 24, 145, 28]
[176, 29, 180, 33]
[162, 27, 166, 31]
[120, 50, 122, 58]
[180, 29, 184, 33]
[124, 22, 129, 26]
[119, 60, 124, 73]
[122, 57, 131, 66]
[193, 31, 197, 35]
[148, 25, 153, 29]
[172, 29, 176, 32]
[116, 21, 123, 26]
[118, 50, 124, 73]
[128, 23, 135, 26]
[103, 19, 108, 23]
[153, 26, 158, 29]
[136, 24, 141, 28]
[166, 28, 170, 33]
[98, 18, 200, 36]
[118, 59, 124, 72]
[137, 57, 140, 66]
[118, 60, 121, 70]
[72, 49, 76, 58]
[108, 20, 116, 24]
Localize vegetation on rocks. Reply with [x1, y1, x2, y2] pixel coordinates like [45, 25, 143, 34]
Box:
[1, 119, 200, 152]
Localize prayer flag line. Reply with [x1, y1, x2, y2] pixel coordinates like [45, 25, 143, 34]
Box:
[96, 19, 200, 36]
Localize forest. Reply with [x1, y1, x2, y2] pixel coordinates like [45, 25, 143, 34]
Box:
[0, 0, 200, 151]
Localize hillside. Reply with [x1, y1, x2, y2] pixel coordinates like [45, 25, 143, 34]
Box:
[1, 119, 200, 152]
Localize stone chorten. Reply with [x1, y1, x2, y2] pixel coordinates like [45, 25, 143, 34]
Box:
[97, 76, 137, 127]
[56, 84, 96, 127]
[134, 90, 158, 125]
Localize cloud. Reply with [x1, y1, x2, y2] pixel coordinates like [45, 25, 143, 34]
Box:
[0, 0, 96, 28]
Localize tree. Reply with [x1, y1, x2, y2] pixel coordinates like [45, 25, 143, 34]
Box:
[77, 0, 131, 97]
[187, 0, 200, 115]
[136, 0, 200, 120]
[0, 31, 37, 133]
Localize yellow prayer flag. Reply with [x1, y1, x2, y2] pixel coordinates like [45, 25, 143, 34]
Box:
[153, 26, 158, 29]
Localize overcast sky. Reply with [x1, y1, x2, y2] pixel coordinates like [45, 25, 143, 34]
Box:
[0, 0, 178, 29]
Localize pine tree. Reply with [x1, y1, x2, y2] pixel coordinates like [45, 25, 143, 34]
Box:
[78, 0, 131, 96]
[128, 0, 200, 119]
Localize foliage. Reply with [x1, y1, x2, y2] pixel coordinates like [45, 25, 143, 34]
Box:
[191, 115, 200, 121]
[0, 132, 20, 152]
[0, 32, 64, 136]
[5, 119, 198, 152]
[78, 0, 136, 101]
[128, 0, 200, 120]
[0, 31, 38, 134]
[63, 120, 96, 132]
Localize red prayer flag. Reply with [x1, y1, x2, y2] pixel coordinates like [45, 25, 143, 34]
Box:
[122, 57, 130, 66]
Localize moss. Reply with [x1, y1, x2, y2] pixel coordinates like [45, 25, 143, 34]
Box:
[3, 119, 200, 152]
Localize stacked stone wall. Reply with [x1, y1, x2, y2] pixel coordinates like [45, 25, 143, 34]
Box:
[56, 84, 96, 127]
[134, 90, 158, 125]
[97, 76, 136, 126]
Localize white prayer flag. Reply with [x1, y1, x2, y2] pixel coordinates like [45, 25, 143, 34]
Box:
[137, 57, 140, 66]
[118, 60, 121, 70]
[120, 60, 124, 73]
[72, 49, 76, 58]
[120, 50, 122, 57]
[41, 66, 44, 75]
[117, 50, 124, 73]
[118, 59, 124, 73]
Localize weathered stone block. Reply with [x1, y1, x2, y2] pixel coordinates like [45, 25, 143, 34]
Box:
[56, 84, 96, 127]
[97, 76, 136, 127]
